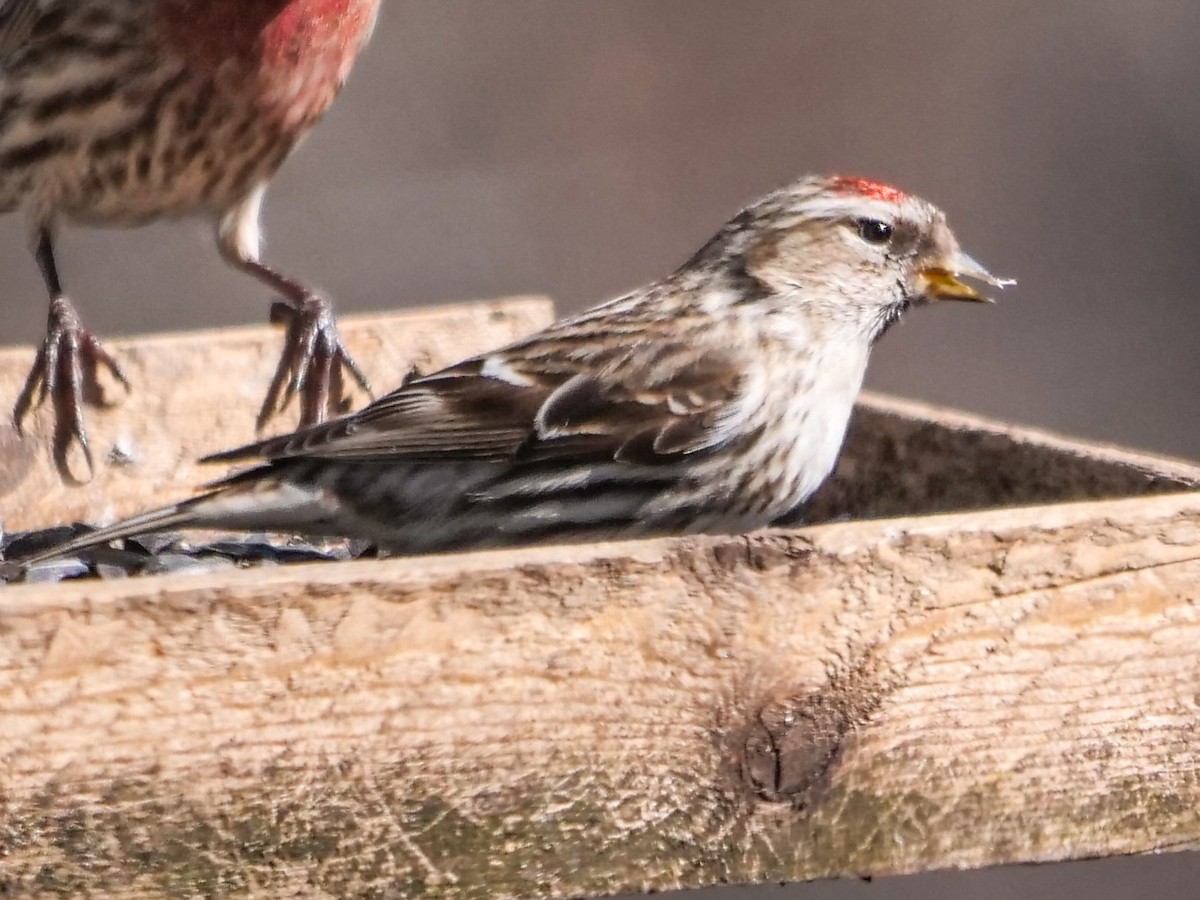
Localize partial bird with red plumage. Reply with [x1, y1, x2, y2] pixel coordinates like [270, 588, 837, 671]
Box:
[0, 0, 382, 479]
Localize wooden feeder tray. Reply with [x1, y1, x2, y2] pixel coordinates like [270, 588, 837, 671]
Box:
[1, 297, 1198, 898]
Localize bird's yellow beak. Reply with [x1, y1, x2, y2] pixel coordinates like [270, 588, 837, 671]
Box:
[918, 252, 1014, 303]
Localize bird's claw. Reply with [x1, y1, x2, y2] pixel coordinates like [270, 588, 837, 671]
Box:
[12, 296, 130, 483]
[258, 295, 373, 431]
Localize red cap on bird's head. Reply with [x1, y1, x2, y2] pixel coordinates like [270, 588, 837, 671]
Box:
[829, 175, 908, 205]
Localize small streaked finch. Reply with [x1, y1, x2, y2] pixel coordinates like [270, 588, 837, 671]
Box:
[1, 0, 381, 480]
[24, 174, 1012, 564]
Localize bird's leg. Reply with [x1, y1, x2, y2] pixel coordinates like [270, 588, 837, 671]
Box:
[217, 192, 372, 431]
[240, 257, 374, 431]
[12, 230, 130, 482]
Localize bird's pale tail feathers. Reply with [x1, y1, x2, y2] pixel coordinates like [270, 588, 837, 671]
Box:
[15, 478, 331, 567]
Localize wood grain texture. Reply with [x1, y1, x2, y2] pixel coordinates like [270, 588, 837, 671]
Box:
[2, 492, 1200, 897]
[0, 297, 554, 532]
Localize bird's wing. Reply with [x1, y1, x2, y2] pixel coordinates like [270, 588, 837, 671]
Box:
[0, 0, 41, 60]
[206, 340, 745, 467]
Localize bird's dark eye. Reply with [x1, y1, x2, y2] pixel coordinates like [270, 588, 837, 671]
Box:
[855, 218, 893, 245]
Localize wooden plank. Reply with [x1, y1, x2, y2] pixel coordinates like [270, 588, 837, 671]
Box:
[805, 392, 1200, 522]
[0, 297, 555, 532]
[1, 491, 1199, 897]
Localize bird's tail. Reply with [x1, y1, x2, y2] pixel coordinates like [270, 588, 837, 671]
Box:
[14, 476, 332, 567]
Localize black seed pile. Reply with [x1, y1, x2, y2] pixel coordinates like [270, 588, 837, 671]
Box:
[0, 526, 378, 586]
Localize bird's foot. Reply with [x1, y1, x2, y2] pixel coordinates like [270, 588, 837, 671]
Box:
[13, 296, 130, 483]
[258, 294, 374, 431]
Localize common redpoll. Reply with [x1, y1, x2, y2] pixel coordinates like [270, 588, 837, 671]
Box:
[1, 0, 381, 479]
[24, 174, 1012, 563]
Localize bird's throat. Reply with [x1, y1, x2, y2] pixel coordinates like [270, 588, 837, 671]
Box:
[157, 0, 380, 129]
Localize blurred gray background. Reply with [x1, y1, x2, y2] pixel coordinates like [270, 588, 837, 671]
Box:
[2, 1, 1199, 896]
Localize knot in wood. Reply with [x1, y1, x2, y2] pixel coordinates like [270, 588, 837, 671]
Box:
[740, 695, 850, 803]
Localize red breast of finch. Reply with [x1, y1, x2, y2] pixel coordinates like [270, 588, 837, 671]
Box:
[23, 174, 1013, 565]
[0, 0, 381, 480]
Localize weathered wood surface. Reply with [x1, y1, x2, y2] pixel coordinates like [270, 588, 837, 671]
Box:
[2, 491, 1200, 897]
[3, 300, 1200, 897]
[0, 297, 554, 532]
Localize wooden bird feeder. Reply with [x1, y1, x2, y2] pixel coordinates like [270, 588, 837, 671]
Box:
[1, 297, 1198, 898]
